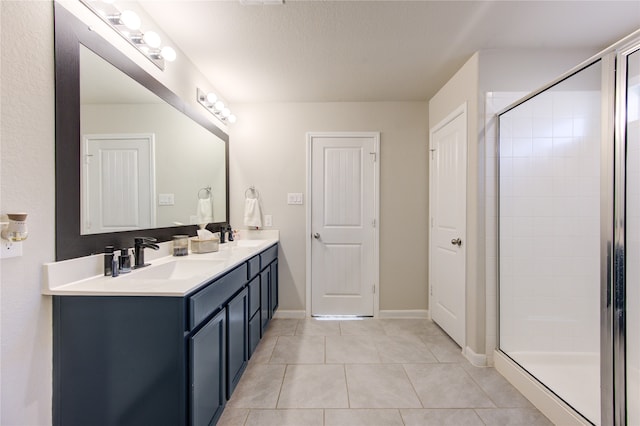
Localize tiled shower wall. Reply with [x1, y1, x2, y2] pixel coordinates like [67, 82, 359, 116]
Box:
[497, 89, 601, 355]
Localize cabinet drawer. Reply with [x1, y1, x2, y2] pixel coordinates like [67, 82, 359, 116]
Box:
[190, 263, 248, 330]
[247, 255, 260, 280]
[248, 276, 260, 317]
[259, 244, 278, 269]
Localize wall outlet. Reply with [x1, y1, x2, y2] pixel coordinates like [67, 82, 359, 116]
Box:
[1, 240, 23, 259]
[264, 214, 273, 227]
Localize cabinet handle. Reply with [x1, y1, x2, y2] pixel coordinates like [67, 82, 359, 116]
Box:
[313, 233, 320, 239]
[451, 238, 462, 247]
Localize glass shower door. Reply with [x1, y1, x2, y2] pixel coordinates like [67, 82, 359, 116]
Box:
[498, 60, 603, 424]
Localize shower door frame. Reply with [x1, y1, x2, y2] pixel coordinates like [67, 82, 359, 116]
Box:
[495, 30, 640, 426]
[612, 38, 640, 426]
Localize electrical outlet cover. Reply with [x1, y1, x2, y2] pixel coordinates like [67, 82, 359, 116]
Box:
[1, 240, 23, 258]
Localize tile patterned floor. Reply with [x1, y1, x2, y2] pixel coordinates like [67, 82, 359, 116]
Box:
[218, 318, 553, 426]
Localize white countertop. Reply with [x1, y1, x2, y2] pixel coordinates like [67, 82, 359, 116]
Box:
[42, 231, 279, 297]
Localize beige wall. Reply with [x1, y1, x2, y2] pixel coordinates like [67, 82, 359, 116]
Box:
[228, 102, 430, 314]
[1, 2, 55, 424]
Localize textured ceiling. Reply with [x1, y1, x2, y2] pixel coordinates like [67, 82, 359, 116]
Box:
[138, 1, 640, 103]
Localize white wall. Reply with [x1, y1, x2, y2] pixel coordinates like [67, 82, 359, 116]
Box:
[228, 102, 430, 313]
[1, 2, 55, 424]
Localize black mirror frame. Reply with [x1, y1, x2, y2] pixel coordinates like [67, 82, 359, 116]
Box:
[54, 3, 230, 261]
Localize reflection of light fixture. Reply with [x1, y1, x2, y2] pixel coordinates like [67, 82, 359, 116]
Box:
[197, 88, 237, 124]
[81, 1, 177, 70]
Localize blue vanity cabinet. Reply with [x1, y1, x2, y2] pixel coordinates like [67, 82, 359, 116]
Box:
[190, 308, 226, 426]
[247, 255, 262, 357]
[226, 287, 249, 397]
[270, 259, 279, 314]
[260, 267, 271, 332]
[53, 244, 278, 426]
[260, 244, 279, 333]
[53, 296, 187, 426]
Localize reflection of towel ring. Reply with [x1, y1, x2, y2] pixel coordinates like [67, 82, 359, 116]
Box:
[198, 186, 212, 200]
[245, 186, 259, 199]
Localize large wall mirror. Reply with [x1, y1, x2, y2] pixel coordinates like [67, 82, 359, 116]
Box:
[54, 3, 229, 261]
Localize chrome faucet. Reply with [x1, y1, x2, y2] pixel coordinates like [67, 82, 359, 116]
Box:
[133, 237, 160, 268]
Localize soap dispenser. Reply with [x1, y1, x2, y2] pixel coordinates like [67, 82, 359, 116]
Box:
[119, 248, 132, 273]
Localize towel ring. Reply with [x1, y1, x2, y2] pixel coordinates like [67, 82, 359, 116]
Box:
[198, 186, 212, 200]
[245, 186, 259, 199]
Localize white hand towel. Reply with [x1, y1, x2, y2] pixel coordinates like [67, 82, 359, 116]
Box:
[244, 198, 262, 227]
[197, 197, 213, 224]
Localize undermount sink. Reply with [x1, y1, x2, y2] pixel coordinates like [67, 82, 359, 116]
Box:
[129, 259, 226, 280]
[235, 239, 267, 248]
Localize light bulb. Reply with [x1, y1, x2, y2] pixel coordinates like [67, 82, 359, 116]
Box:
[120, 10, 141, 31]
[161, 46, 177, 62]
[214, 100, 224, 111]
[222, 108, 231, 118]
[206, 92, 218, 104]
[143, 31, 161, 48]
[228, 114, 237, 124]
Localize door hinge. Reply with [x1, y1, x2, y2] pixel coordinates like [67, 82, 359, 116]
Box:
[429, 148, 435, 160]
[373, 284, 376, 294]
[430, 285, 433, 296]
[372, 218, 376, 228]
[84, 154, 93, 165]
[369, 152, 377, 162]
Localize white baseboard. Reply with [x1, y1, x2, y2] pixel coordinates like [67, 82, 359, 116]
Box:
[273, 310, 431, 320]
[272, 310, 306, 319]
[494, 350, 589, 426]
[463, 346, 488, 367]
[378, 310, 429, 319]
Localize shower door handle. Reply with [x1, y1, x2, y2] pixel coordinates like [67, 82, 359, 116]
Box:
[451, 238, 462, 247]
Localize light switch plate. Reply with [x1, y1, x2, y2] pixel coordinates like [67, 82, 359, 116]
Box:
[1, 240, 22, 258]
[287, 193, 303, 205]
[264, 215, 273, 227]
[158, 193, 175, 206]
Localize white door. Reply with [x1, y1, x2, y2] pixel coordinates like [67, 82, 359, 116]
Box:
[82, 134, 156, 234]
[308, 133, 379, 316]
[429, 105, 467, 347]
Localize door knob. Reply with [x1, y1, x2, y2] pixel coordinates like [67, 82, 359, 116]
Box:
[313, 233, 320, 239]
[451, 238, 462, 247]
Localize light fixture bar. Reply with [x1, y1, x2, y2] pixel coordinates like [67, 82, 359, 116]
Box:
[80, 0, 177, 70]
[197, 88, 236, 124]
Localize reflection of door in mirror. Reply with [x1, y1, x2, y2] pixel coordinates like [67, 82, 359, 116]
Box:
[81, 134, 156, 234]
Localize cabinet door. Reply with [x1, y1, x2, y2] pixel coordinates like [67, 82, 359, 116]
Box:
[227, 288, 249, 397]
[270, 260, 278, 315]
[260, 268, 271, 333]
[190, 309, 226, 426]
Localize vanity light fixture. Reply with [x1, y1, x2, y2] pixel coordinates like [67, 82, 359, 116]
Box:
[197, 88, 237, 124]
[81, 0, 177, 70]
